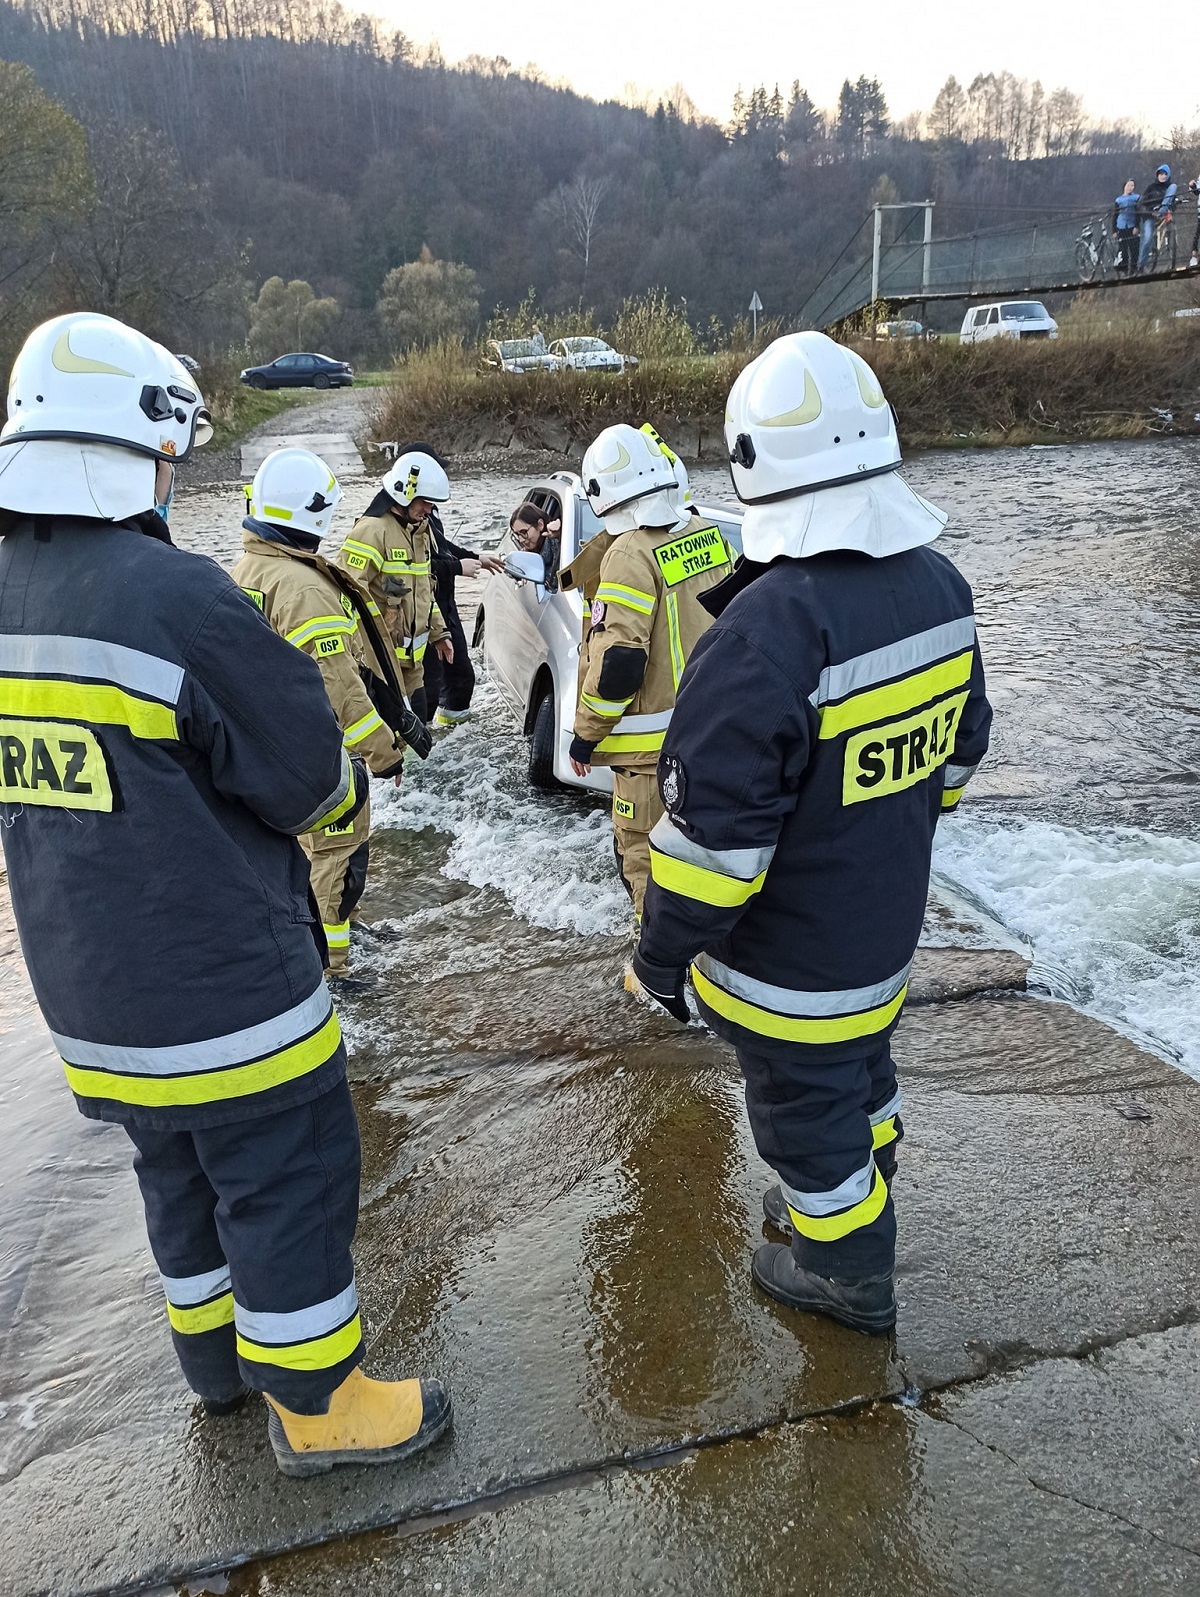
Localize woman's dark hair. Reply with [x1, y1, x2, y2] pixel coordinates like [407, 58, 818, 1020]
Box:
[509, 501, 548, 532]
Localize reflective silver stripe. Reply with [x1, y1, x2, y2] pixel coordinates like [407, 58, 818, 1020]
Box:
[870, 1088, 903, 1126]
[612, 708, 673, 735]
[402, 630, 430, 651]
[649, 815, 774, 881]
[693, 954, 911, 1018]
[810, 618, 976, 708]
[160, 1265, 231, 1305]
[296, 753, 352, 834]
[0, 633, 184, 703]
[781, 1156, 876, 1218]
[234, 1281, 358, 1345]
[943, 761, 978, 786]
[51, 982, 332, 1077]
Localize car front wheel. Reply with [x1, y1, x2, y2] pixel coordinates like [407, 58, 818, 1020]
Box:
[250, 374, 268, 390]
[528, 689, 558, 790]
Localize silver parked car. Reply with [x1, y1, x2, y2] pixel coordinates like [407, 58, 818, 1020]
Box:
[483, 338, 559, 374]
[548, 336, 637, 374]
[474, 471, 743, 792]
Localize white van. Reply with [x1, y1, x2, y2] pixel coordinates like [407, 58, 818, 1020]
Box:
[960, 301, 1058, 344]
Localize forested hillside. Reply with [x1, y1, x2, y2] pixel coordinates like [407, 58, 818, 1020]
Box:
[0, 0, 1184, 365]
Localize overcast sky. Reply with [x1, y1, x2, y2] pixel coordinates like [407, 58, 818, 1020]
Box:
[368, 0, 1199, 142]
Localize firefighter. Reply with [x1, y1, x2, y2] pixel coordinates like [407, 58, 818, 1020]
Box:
[336, 446, 453, 723]
[562, 424, 732, 954]
[231, 447, 431, 987]
[424, 503, 504, 726]
[0, 313, 450, 1474]
[633, 332, 992, 1335]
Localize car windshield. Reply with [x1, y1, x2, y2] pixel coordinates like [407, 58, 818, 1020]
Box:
[1001, 303, 1048, 321]
[496, 339, 538, 358]
[566, 338, 609, 353]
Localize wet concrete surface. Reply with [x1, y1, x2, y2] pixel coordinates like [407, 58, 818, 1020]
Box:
[2, 830, 1198, 1595]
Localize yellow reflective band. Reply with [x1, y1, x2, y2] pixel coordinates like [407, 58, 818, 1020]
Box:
[237, 1312, 362, 1373]
[691, 965, 908, 1044]
[0, 719, 113, 811]
[872, 1116, 898, 1150]
[581, 692, 631, 718]
[843, 692, 969, 808]
[787, 1165, 888, 1243]
[311, 757, 357, 831]
[595, 730, 666, 754]
[819, 650, 974, 740]
[0, 678, 177, 740]
[262, 504, 294, 521]
[665, 591, 684, 688]
[285, 616, 355, 649]
[652, 525, 726, 588]
[341, 539, 382, 570]
[166, 1291, 235, 1335]
[942, 785, 966, 810]
[343, 710, 385, 747]
[412, 642, 428, 662]
[324, 921, 350, 948]
[650, 849, 766, 908]
[62, 1010, 342, 1108]
[596, 583, 655, 615]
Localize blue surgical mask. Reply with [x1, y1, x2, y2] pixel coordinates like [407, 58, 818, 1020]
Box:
[154, 463, 175, 523]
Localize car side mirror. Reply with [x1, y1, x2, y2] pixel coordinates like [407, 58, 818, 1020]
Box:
[503, 551, 545, 583]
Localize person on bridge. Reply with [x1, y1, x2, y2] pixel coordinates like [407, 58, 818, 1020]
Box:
[0, 313, 451, 1474]
[232, 447, 432, 988]
[1188, 170, 1200, 270]
[1113, 180, 1140, 276]
[561, 423, 732, 966]
[631, 332, 992, 1335]
[336, 448, 454, 724]
[1137, 164, 1177, 272]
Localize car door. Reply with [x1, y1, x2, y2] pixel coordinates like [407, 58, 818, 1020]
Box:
[482, 486, 552, 716]
[270, 355, 296, 387]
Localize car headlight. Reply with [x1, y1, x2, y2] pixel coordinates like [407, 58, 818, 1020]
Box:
[240, 370, 249, 378]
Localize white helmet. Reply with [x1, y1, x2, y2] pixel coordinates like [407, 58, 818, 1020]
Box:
[582, 423, 687, 536]
[639, 422, 692, 511]
[382, 449, 450, 508]
[724, 332, 945, 561]
[0, 312, 212, 521]
[248, 448, 343, 540]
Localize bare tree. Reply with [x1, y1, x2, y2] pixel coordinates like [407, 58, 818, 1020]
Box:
[553, 177, 608, 297]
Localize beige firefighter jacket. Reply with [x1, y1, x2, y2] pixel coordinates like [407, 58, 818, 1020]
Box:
[563, 514, 733, 771]
[232, 533, 405, 777]
[335, 501, 448, 672]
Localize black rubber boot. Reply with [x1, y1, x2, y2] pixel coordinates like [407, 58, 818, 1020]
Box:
[751, 1243, 896, 1335]
[351, 921, 402, 944]
[201, 1382, 252, 1417]
[327, 972, 377, 996]
[762, 1184, 794, 1235]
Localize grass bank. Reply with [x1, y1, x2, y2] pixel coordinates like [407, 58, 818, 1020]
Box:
[201, 357, 312, 451]
[370, 330, 1200, 464]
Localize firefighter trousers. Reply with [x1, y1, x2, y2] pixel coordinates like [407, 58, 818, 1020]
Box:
[300, 791, 370, 973]
[423, 600, 474, 719]
[126, 1076, 364, 1414]
[400, 659, 428, 726]
[611, 767, 662, 921]
[738, 1037, 901, 1279]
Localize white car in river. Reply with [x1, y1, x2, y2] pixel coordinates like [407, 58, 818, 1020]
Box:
[473, 471, 743, 793]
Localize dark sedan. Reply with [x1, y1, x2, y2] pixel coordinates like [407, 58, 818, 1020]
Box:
[240, 352, 353, 390]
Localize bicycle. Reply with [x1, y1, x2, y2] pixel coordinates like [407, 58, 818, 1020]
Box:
[1143, 196, 1180, 273]
[1075, 217, 1115, 282]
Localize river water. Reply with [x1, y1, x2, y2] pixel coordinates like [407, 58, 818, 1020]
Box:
[163, 437, 1200, 1079]
[2, 437, 1199, 1544]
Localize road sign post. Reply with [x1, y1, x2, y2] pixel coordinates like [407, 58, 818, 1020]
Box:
[749, 290, 763, 340]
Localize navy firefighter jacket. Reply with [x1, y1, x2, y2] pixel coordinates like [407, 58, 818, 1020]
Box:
[639, 546, 992, 1056]
[0, 516, 364, 1130]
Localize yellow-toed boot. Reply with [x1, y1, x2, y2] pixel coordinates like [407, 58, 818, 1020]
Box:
[265, 1368, 452, 1478]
